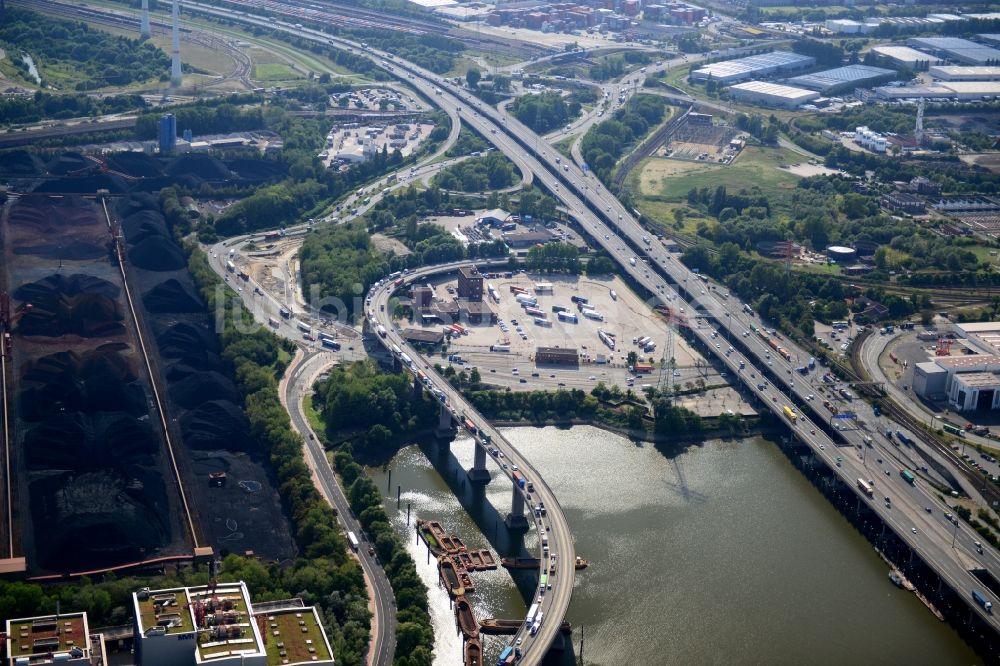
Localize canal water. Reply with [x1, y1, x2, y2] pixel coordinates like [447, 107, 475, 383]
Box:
[367, 427, 980, 666]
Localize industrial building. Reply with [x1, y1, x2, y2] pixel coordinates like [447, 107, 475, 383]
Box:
[914, 356, 1000, 411]
[907, 37, 1000, 65]
[726, 80, 820, 108]
[457, 265, 484, 301]
[132, 581, 334, 666]
[873, 80, 1000, 100]
[929, 65, 1000, 81]
[825, 245, 857, 263]
[691, 50, 814, 84]
[881, 191, 926, 214]
[476, 208, 511, 227]
[869, 45, 942, 70]
[402, 328, 445, 345]
[785, 64, 896, 92]
[535, 346, 579, 365]
[158, 114, 177, 155]
[5, 612, 107, 666]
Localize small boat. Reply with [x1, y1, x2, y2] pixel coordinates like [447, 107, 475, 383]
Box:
[454, 596, 479, 639]
[464, 637, 482, 666]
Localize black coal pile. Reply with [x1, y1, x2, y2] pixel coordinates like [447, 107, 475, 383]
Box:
[179, 401, 251, 451]
[18, 348, 147, 420]
[156, 322, 222, 369]
[128, 236, 187, 271]
[14, 239, 106, 261]
[46, 152, 93, 176]
[143, 278, 205, 313]
[226, 158, 288, 182]
[29, 469, 171, 571]
[164, 154, 231, 180]
[116, 192, 159, 218]
[105, 152, 164, 178]
[119, 194, 294, 560]
[14, 274, 125, 338]
[24, 412, 157, 471]
[131, 174, 205, 193]
[0, 149, 44, 176]
[32, 173, 128, 194]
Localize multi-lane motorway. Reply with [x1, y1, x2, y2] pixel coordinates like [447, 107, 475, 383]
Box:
[59, 0, 1000, 654]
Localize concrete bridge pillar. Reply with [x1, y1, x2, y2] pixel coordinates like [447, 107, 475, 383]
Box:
[505, 485, 529, 531]
[467, 444, 491, 483]
[413, 376, 423, 399]
[438, 403, 452, 432]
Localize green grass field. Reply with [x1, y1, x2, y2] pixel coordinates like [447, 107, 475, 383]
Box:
[253, 62, 303, 82]
[636, 146, 802, 201]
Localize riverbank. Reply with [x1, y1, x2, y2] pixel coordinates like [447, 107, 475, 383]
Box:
[487, 417, 783, 446]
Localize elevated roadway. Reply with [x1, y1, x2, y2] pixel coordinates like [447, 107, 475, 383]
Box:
[65, 0, 1000, 653]
[366, 260, 574, 663]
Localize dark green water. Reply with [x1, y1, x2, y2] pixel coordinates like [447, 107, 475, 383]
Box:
[367, 427, 980, 666]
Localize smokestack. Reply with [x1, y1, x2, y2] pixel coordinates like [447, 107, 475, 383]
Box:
[140, 0, 151, 38]
[170, 0, 182, 87]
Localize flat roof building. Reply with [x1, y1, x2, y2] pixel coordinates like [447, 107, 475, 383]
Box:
[535, 346, 579, 365]
[874, 80, 1000, 100]
[929, 65, 1000, 81]
[869, 45, 942, 70]
[727, 80, 820, 108]
[912, 353, 1000, 411]
[5, 612, 106, 666]
[691, 50, 814, 84]
[907, 37, 1000, 65]
[402, 328, 445, 345]
[786, 64, 896, 92]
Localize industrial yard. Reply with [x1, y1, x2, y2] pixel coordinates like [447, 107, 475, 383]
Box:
[399, 271, 748, 414]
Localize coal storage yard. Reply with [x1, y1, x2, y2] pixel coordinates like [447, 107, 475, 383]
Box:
[115, 193, 294, 562]
[1, 193, 189, 572]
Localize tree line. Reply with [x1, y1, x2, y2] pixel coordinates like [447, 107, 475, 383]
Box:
[580, 94, 667, 185]
[0, 90, 148, 126]
[431, 151, 517, 192]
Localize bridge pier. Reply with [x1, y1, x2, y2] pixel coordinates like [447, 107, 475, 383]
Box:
[505, 485, 529, 531]
[436, 403, 455, 440]
[467, 444, 491, 484]
[413, 376, 423, 399]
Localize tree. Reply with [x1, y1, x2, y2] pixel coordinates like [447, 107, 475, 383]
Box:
[466, 68, 481, 89]
[627, 351, 638, 367]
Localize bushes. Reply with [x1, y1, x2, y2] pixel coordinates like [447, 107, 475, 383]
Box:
[581, 94, 667, 185]
[0, 8, 169, 89]
[431, 151, 516, 191]
[510, 91, 580, 134]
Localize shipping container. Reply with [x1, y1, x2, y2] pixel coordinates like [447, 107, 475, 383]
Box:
[297, 321, 312, 334]
[226, 260, 236, 273]
[490, 344, 511, 352]
[557, 311, 578, 323]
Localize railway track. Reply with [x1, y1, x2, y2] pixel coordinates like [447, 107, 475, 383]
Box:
[847, 327, 1000, 509]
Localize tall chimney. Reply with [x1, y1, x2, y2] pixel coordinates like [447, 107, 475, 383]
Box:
[140, 0, 151, 38]
[170, 0, 182, 87]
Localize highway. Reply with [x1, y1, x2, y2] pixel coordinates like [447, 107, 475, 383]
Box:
[365, 260, 574, 664]
[47, 0, 1000, 651]
[179, 0, 1000, 644]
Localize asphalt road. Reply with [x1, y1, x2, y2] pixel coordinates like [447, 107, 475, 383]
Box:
[284, 349, 397, 666]
[183, 0, 1000, 639]
[367, 259, 575, 664]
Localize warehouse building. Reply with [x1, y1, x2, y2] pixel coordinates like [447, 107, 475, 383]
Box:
[907, 37, 1000, 65]
[727, 80, 819, 108]
[691, 50, 814, 84]
[786, 64, 897, 92]
[913, 356, 1000, 411]
[869, 45, 942, 70]
[535, 346, 579, 366]
[929, 65, 1000, 81]
[874, 80, 1000, 100]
